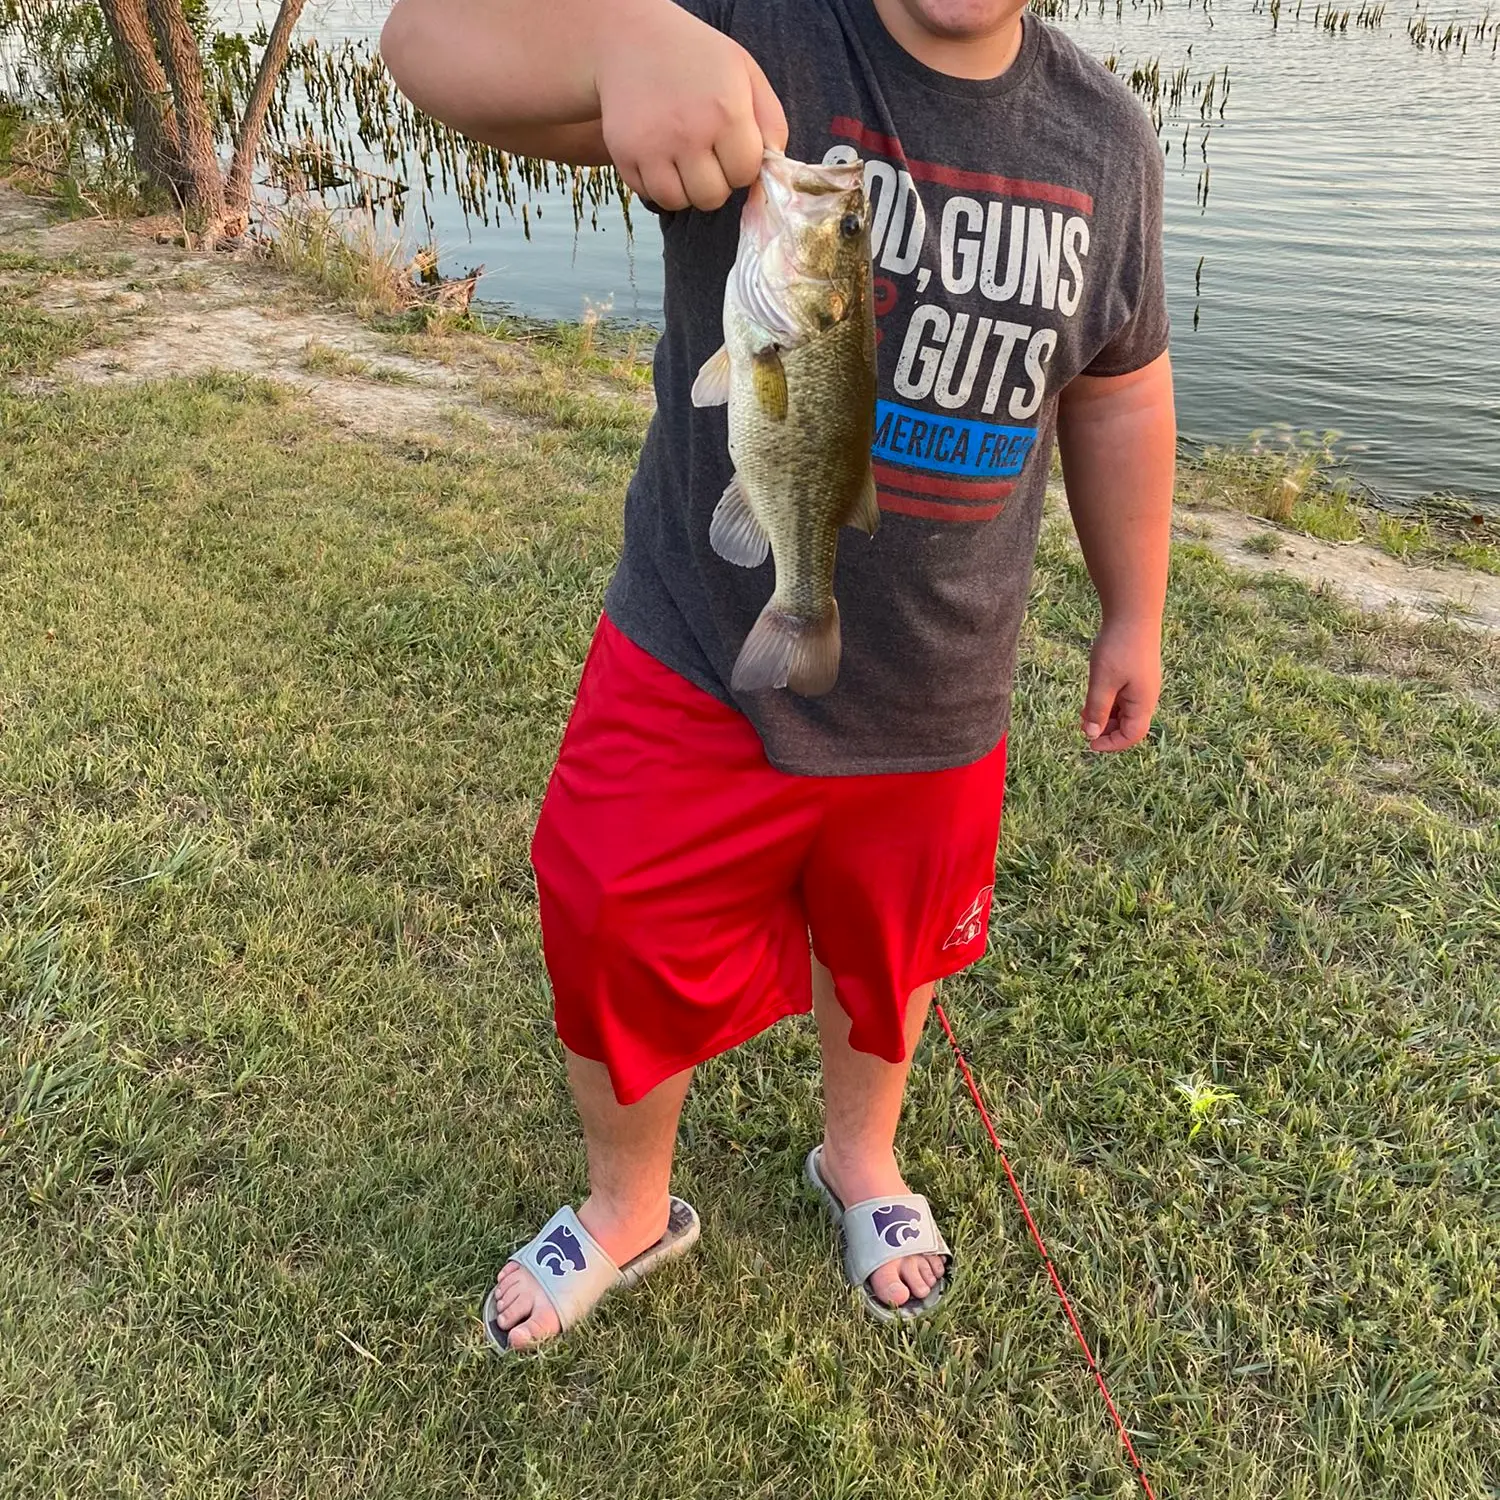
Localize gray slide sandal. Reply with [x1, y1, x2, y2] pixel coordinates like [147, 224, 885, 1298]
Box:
[482, 1196, 701, 1352]
[805, 1145, 953, 1324]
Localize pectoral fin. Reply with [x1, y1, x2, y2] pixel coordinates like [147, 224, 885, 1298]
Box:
[751, 347, 788, 421]
[847, 465, 880, 536]
[709, 473, 770, 567]
[691, 345, 731, 407]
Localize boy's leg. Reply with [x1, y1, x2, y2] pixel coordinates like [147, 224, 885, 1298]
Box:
[804, 735, 1009, 1312]
[490, 1049, 694, 1349]
[511, 616, 821, 1345]
[812, 961, 948, 1310]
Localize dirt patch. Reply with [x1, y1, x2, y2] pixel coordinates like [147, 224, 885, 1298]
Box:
[55, 297, 464, 435]
[1173, 503, 1500, 637]
[0, 187, 512, 442]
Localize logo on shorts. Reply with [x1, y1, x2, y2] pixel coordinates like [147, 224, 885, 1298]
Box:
[872, 1205, 924, 1248]
[536, 1225, 587, 1277]
[943, 885, 994, 950]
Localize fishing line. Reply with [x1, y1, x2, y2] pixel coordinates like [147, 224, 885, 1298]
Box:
[932, 1001, 1159, 1500]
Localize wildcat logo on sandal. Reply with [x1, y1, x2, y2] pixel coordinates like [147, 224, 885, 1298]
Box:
[871, 1204, 924, 1248]
[942, 884, 994, 950]
[536, 1225, 587, 1277]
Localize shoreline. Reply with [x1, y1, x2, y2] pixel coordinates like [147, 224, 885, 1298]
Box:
[3, 183, 1497, 631]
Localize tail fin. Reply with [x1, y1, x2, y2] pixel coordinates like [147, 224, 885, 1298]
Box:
[730, 600, 841, 697]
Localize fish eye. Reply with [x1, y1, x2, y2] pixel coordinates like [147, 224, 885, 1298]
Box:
[839, 212, 862, 239]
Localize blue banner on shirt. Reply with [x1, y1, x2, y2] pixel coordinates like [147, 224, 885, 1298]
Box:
[872, 399, 1036, 479]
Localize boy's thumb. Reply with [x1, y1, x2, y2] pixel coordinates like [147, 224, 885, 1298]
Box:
[1081, 680, 1114, 741]
[748, 59, 789, 152]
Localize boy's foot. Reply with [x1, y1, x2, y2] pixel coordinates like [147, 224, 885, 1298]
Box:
[489, 1196, 673, 1350]
[814, 1144, 949, 1310]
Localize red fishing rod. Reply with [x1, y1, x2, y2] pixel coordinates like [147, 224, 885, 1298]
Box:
[933, 1001, 1159, 1500]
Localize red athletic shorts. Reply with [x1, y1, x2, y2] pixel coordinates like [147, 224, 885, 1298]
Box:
[530, 615, 1008, 1105]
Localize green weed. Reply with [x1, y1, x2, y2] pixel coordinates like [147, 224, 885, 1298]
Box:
[1185, 436, 1497, 578]
[300, 339, 371, 378]
[1290, 488, 1364, 543]
[1378, 514, 1433, 561]
[1174, 1076, 1242, 1140]
[261, 202, 415, 317]
[1450, 539, 1500, 575]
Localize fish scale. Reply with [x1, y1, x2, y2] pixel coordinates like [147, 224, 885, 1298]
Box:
[728, 299, 873, 619]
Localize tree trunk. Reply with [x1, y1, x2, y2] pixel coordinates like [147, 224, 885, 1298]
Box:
[143, 0, 226, 229]
[97, 0, 186, 198]
[221, 0, 308, 237]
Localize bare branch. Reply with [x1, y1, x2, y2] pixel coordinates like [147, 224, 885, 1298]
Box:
[223, 0, 310, 226]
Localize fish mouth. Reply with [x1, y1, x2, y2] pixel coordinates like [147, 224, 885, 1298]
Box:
[744, 147, 864, 272]
[743, 174, 778, 251]
[736, 148, 866, 340]
[760, 146, 865, 193]
[749, 149, 864, 243]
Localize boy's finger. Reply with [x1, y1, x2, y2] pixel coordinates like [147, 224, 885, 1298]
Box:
[677, 151, 734, 210]
[713, 117, 766, 192]
[613, 153, 646, 202]
[1092, 706, 1151, 753]
[747, 57, 789, 152]
[640, 160, 691, 213]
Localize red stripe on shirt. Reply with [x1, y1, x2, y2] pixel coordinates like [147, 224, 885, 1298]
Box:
[830, 116, 1095, 216]
[872, 463, 1016, 502]
[877, 490, 1007, 523]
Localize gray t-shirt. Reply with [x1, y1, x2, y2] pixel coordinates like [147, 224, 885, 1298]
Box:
[603, 0, 1169, 775]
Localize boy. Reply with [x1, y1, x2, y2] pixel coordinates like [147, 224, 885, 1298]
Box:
[380, 0, 1175, 1348]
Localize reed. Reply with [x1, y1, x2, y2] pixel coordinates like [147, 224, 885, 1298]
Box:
[1406, 4, 1498, 50]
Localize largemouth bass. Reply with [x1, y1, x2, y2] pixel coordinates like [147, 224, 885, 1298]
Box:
[691, 148, 878, 697]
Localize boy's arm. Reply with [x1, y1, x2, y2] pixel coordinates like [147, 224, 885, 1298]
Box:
[1055, 351, 1176, 754]
[378, 0, 786, 211]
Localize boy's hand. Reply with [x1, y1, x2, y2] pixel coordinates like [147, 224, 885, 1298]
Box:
[379, 0, 785, 207]
[597, 1, 788, 212]
[1080, 619, 1161, 753]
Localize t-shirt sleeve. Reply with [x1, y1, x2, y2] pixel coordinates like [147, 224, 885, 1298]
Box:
[669, 0, 735, 32]
[1083, 129, 1170, 377]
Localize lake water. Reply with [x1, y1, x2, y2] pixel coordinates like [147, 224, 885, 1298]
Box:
[243, 0, 1500, 506]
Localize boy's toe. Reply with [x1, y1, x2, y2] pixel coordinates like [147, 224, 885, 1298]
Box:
[489, 1262, 563, 1346]
[868, 1261, 913, 1307]
[900, 1258, 935, 1300]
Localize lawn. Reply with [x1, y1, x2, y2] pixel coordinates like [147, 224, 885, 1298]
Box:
[1, 354, 1498, 1499]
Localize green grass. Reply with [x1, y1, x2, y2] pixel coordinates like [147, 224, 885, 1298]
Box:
[1450, 539, 1500, 575]
[0, 248, 132, 377]
[0, 249, 130, 277]
[0, 300, 95, 376]
[296, 338, 409, 383]
[2, 370, 1499, 1500]
[1377, 514, 1432, 561]
[1185, 441, 1500, 575]
[299, 338, 369, 378]
[1291, 489, 1365, 544]
[260, 204, 425, 318]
